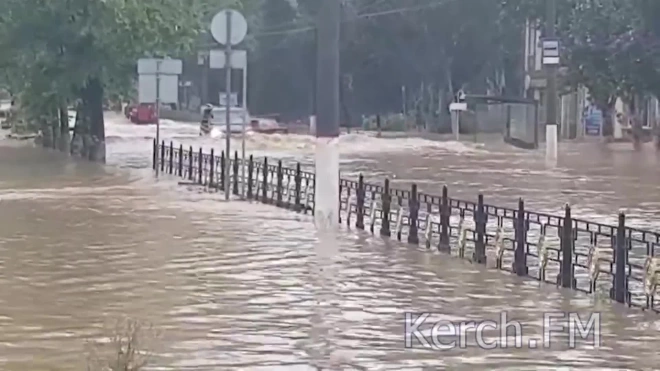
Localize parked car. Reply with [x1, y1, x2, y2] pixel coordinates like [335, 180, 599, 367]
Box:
[209, 106, 250, 134]
[250, 117, 288, 134]
[131, 103, 157, 124]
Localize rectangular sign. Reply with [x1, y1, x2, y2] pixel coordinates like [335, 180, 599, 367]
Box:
[449, 102, 467, 111]
[137, 58, 183, 75]
[219, 93, 239, 107]
[138, 74, 179, 104]
[542, 39, 560, 66]
[209, 49, 247, 69]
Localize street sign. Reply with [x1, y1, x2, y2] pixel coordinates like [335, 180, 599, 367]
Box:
[209, 49, 247, 69]
[219, 93, 239, 107]
[449, 102, 467, 111]
[197, 50, 209, 65]
[137, 58, 182, 104]
[137, 58, 182, 75]
[542, 39, 560, 66]
[139, 75, 178, 104]
[210, 9, 248, 45]
[456, 89, 466, 103]
[137, 57, 183, 177]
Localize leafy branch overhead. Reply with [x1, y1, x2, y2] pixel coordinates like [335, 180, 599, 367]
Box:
[0, 0, 207, 103]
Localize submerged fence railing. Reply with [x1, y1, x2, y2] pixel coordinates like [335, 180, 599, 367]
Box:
[154, 140, 660, 313]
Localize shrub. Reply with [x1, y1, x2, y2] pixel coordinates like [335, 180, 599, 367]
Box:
[85, 318, 161, 371]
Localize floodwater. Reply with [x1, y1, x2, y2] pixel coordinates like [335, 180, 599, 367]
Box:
[0, 113, 659, 370]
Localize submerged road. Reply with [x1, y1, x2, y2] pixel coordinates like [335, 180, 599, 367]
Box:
[0, 113, 658, 369]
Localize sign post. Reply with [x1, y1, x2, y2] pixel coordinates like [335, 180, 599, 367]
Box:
[210, 9, 248, 200]
[137, 58, 182, 176]
[449, 90, 467, 141]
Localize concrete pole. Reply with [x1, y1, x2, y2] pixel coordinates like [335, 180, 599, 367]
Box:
[545, 0, 558, 165]
[155, 61, 161, 177]
[224, 11, 233, 200]
[314, 0, 340, 230]
[241, 64, 248, 197]
[311, 5, 343, 368]
[309, 28, 318, 136]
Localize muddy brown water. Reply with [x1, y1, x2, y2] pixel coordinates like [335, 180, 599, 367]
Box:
[0, 115, 659, 370]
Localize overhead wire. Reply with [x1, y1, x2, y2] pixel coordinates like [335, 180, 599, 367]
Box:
[253, 0, 451, 38]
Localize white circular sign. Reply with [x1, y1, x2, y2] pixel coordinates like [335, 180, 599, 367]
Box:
[210, 9, 248, 46]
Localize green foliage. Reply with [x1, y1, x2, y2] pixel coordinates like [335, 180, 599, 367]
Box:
[247, 0, 532, 118]
[0, 0, 207, 138]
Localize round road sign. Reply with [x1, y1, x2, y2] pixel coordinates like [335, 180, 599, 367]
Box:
[210, 9, 248, 46]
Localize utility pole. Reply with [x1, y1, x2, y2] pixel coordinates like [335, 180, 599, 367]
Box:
[223, 11, 233, 200]
[201, 54, 209, 104]
[309, 28, 318, 135]
[155, 60, 162, 176]
[314, 0, 340, 229]
[311, 6, 342, 366]
[544, 0, 559, 165]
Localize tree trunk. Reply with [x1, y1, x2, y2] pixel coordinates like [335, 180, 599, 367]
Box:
[81, 77, 106, 163]
[598, 100, 616, 140]
[50, 109, 59, 150]
[58, 106, 70, 153]
[70, 103, 84, 157]
[40, 117, 53, 148]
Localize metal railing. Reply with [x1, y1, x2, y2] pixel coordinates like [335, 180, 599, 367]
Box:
[154, 140, 660, 314]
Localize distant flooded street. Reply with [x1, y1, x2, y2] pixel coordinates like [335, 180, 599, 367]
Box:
[0, 114, 659, 370]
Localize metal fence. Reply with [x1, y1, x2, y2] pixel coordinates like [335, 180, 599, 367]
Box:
[154, 140, 660, 314]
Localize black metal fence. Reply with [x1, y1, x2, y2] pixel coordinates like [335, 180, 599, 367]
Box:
[154, 140, 660, 314]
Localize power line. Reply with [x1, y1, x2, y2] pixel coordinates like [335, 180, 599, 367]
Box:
[254, 0, 450, 38]
[197, 1, 451, 49]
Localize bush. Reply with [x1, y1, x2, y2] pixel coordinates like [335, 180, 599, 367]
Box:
[85, 318, 161, 371]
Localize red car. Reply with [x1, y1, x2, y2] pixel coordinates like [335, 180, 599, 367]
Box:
[130, 103, 157, 124]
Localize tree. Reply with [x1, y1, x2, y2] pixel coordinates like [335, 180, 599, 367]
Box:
[0, 0, 206, 161]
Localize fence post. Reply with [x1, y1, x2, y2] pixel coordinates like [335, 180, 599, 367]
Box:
[474, 194, 487, 264]
[152, 139, 157, 170]
[188, 146, 193, 180]
[514, 198, 528, 276]
[276, 160, 283, 207]
[220, 151, 225, 190]
[247, 155, 254, 199]
[613, 212, 628, 304]
[380, 179, 391, 237]
[197, 147, 203, 184]
[356, 174, 365, 229]
[408, 184, 419, 244]
[233, 151, 239, 195]
[262, 157, 269, 203]
[561, 204, 574, 288]
[178, 144, 183, 176]
[338, 182, 344, 224]
[168, 141, 173, 174]
[293, 163, 302, 211]
[160, 140, 165, 172]
[439, 186, 451, 252]
[209, 149, 215, 187]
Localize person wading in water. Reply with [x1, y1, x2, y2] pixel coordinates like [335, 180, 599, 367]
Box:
[200, 104, 213, 136]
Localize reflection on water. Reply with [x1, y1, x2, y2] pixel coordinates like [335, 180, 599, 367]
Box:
[0, 116, 660, 369]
